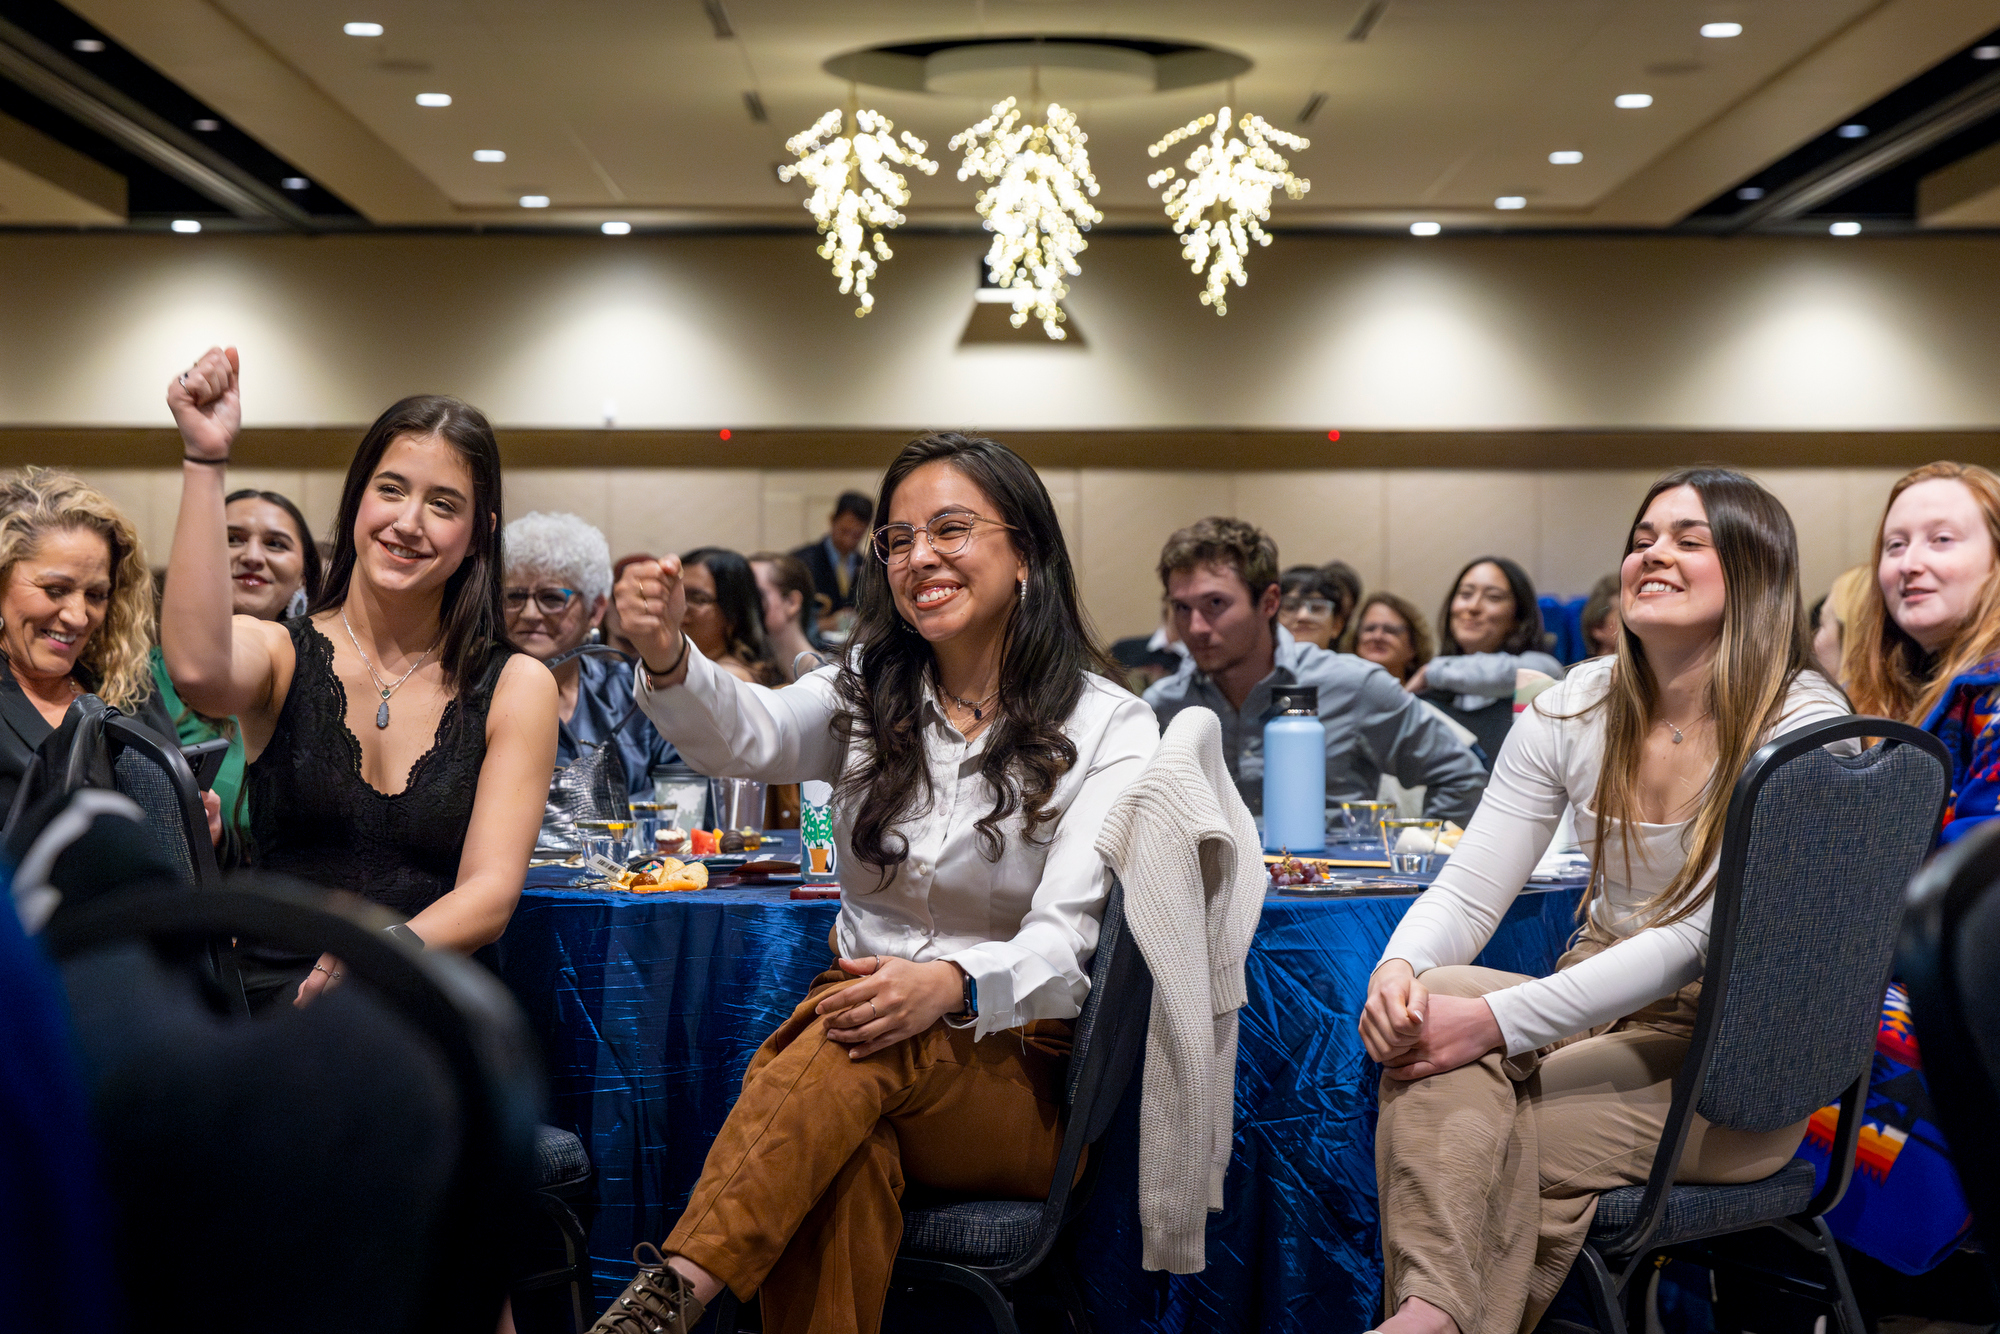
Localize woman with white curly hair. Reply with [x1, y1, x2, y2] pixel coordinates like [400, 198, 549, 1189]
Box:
[503, 510, 676, 799]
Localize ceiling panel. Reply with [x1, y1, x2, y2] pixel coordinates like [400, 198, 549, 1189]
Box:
[54, 0, 2000, 228]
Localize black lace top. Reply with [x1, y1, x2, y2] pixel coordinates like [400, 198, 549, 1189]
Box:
[246, 618, 513, 918]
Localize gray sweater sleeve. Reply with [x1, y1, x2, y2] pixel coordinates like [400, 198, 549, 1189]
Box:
[1351, 671, 1488, 823]
[1424, 650, 1566, 699]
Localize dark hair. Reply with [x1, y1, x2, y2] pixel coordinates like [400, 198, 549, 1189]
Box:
[750, 550, 821, 640]
[833, 491, 874, 524]
[1322, 560, 1363, 619]
[308, 395, 508, 690]
[1157, 516, 1280, 602]
[835, 432, 1114, 875]
[225, 488, 323, 607]
[1581, 572, 1620, 641]
[684, 547, 781, 685]
[1437, 555, 1545, 657]
[1808, 594, 1829, 630]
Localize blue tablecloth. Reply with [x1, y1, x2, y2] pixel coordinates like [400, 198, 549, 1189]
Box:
[490, 837, 1585, 1333]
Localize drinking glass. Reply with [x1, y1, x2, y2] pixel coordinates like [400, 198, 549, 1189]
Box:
[577, 819, 635, 866]
[709, 778, 768, 836]
[1381, 818, 1445, 875]
[628, 801, 666, 853]
[1340, 801, 1395, 846]
[652, 766, 709, 833]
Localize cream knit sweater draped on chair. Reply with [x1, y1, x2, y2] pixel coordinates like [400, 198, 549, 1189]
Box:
[1095, 706, 1266, 1273]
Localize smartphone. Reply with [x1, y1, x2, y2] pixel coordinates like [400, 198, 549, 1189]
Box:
[180, 738, 231, 792]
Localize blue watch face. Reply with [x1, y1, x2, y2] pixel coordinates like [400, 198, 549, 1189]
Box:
[965, 973, 978, 1015]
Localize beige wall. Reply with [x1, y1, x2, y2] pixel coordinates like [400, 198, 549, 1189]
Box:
[2, 231, 1999, 433]
[84, 464, 1897, 641]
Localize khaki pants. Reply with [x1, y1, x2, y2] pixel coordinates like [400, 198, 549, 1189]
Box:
[1376, 946, 1808, 1334]
[665, 969, 1071, 1334]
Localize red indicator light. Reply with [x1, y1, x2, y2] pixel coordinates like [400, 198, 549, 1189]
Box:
[719, 428, 732, 440]
[1327, 430, 1341, 441]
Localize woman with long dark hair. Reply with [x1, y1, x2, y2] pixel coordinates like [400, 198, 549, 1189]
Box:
[598, 432, 1157, 1334]
[681, 546, 781, 685]
[1358, 469, 1851, 1334]
[1412, 555, 1564, 764]
[150, 487, 323, 848]
[161, 346, 556, 1008]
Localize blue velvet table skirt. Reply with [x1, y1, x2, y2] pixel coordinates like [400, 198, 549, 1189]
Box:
[490, 849, 1584, 1334]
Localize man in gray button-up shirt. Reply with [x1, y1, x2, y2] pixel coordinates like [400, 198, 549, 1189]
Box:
[1143, 518, 1487, 825]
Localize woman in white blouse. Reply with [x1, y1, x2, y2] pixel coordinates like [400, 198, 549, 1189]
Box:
[591, 433, 1157, 1334]
[1359, 468, 1851, 1334]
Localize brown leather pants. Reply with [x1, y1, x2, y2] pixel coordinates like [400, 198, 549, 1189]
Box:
[1375, 941, 1809, 1334]
[665, 969, 1071, 1334]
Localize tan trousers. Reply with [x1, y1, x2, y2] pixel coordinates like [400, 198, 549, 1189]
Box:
[664, 969, 1071, 1334]
[1376, 946, 1809, 1334]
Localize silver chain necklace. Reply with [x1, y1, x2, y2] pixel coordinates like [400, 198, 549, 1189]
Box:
[339, 608, 439, 729]
[942, 684, 1000, 723]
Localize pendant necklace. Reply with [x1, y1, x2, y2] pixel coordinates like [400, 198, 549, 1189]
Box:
[942, 684, 1000, 723]
[340, 608, 440, 728]
[1661, 714, 1709, 745]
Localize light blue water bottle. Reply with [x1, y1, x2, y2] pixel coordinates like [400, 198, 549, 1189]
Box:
[1262, 684, 1326, 853]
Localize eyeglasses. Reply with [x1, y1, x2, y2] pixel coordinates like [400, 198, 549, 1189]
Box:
[1358, 620, 1409, 641]
[1279, 595, 1336, 619]
[503, 587, 580, 615]
[872, 511, 1016, 564]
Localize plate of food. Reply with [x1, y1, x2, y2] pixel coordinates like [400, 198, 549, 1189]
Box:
[603, 857, 710, 893]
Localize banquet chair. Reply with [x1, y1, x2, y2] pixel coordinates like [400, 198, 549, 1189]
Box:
[1540, 716, 1949, 1334]
[104, 710, 221, 892]
[711, 878, 1154, 1334]
[1896, 819, 2000, 1258]
[513, 1123, 595, 1334]
[43, 872, 545, 1334]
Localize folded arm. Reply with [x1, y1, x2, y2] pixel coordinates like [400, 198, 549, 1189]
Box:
[1355, 671, 1489, 823]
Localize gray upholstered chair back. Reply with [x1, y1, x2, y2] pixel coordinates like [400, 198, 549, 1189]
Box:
[1694, 721, 1948, 1134]
[106, 715, 218, 893]
[1065, 879, 1151, 1143]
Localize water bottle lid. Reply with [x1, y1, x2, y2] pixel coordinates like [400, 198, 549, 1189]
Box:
[1271, 684, 1319, 715]
[651, 763, 703, 780]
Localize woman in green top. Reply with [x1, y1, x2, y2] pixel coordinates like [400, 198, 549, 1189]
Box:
[151, 489, 322, 850]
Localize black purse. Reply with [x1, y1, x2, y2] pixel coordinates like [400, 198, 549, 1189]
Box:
[538, 644, 643, 855]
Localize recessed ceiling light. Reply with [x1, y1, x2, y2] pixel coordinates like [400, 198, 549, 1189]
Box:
[1974, 45, 2000, 60]
[1700, 22, 1743, 38]
[519, 195, 550, 208]
[1409, 221, 1441, 236]
[1549, 150, 1583, 165]
[281, 177, 309, 190]
[72, 38, 104, 52]
[601, 221, 632, 235]
[1495, 196, 1527, 210]
[1837, 124, 1869, 139]
[344, 22, 384, 36]
[192, 118, 220, 132]
[473, 149, 506, 163]
[1736, 186, 1765, 201]
[1829, 221, 1862, 236]
[1615, 93, 1654, 109]
[415, 92, 452, 107]
[170, 219, 202, 234]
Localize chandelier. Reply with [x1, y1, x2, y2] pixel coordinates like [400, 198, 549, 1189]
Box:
[1146, 106, 1310, 315]
[951, 97, 1103, 340]
[779, 107, 938, 317]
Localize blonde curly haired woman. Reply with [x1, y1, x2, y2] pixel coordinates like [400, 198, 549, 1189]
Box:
[0, 468, 177, 813]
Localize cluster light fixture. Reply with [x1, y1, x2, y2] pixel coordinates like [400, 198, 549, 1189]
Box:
[951, 97, 1103, 340]
[344, 21, 383, 36]
[779, 107, 938, 317]
[1549, 150, 1583, 165]
[1146, 107, 1310, 316]
[474, 149, 506, 163]
[1700, 22, 1743, 38]
[1614, 93, 1653, 109]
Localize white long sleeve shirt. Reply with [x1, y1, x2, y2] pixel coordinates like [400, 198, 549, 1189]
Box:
[1379, 657, 1852, 1055]
[634, 645, 1160, 1039]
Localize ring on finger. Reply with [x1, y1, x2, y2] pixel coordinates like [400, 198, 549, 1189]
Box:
[311, 963, 331, 976]
[866, 999, 878, 1021]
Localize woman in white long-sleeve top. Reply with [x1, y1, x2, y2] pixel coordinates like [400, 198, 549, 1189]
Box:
[1359, 468, 1853, 1334]
[589, 433, 1158, 1334]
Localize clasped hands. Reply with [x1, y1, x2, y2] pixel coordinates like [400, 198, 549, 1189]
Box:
[1359, 959, 1504, 1081]
[815, 955, 966, 1060]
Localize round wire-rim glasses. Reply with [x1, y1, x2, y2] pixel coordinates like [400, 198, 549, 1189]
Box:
[872, 511, 1016, 565]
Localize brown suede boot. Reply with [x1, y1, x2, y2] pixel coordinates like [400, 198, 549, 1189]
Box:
[586, 1243, 707, 1334]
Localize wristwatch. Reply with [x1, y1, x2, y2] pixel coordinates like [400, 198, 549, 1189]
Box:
[944, 965, 979, 1030]
[384, 923, 424, 950]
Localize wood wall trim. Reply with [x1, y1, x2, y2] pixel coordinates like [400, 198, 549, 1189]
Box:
[4, 427, 1997, 471]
